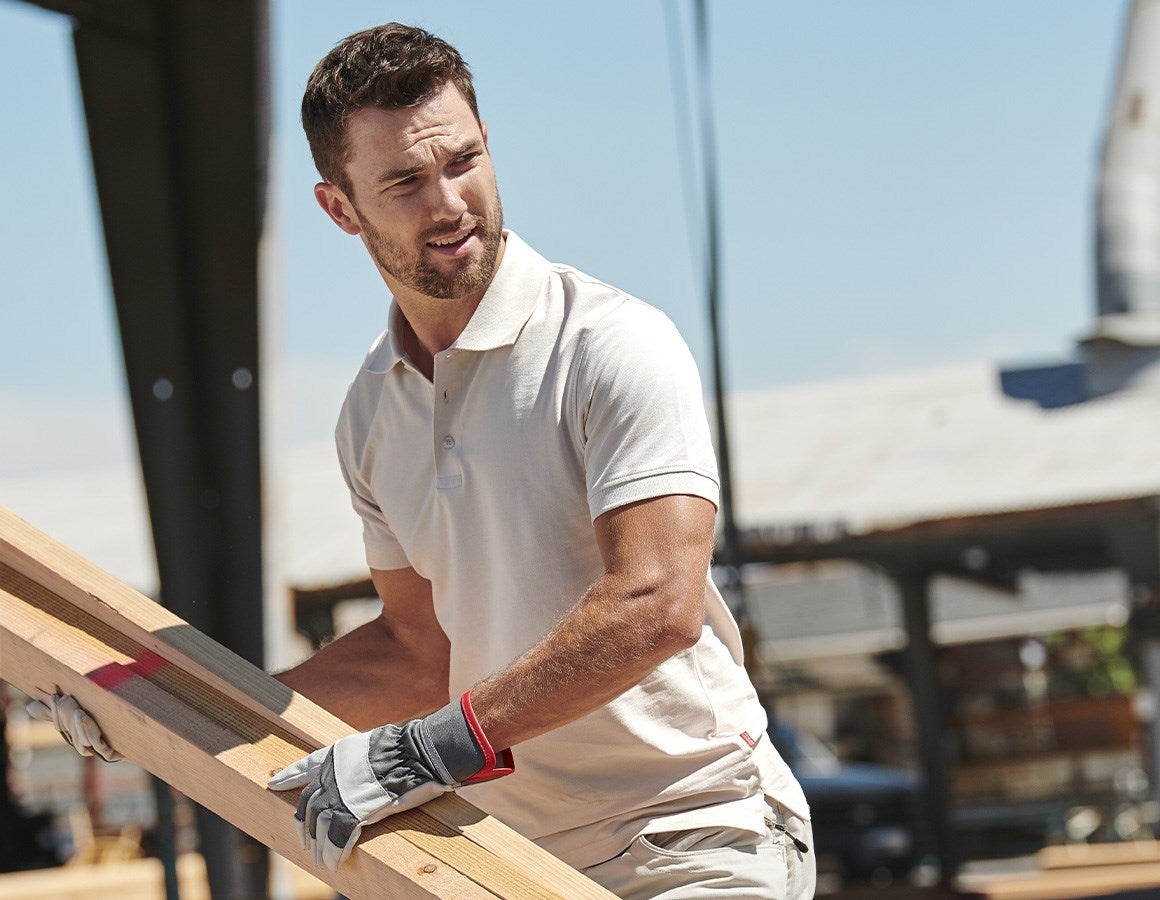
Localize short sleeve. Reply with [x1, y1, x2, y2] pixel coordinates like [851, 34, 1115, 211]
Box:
[577, 300, 720, 520]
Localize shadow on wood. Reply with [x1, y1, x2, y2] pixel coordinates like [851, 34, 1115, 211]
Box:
[0, 506, 612, 899]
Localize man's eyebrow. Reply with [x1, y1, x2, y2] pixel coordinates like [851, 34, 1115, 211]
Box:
[375, 139, 484, 186]
[376, 162, 425, 185]
[449, 137, 484, 157]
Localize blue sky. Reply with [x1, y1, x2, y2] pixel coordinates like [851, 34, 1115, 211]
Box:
[0, 1, 1129, 475]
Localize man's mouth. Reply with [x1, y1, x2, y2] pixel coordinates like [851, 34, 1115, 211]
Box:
[427, 226, 475, 253]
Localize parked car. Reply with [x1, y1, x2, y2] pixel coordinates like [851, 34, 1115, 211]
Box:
[769, 720, 926, 884]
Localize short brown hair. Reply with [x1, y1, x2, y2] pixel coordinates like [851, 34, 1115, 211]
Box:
[301, 23, 480, 194]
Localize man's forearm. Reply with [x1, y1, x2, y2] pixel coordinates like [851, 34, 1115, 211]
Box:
[470, 570, 703, 751]
[470, 495, 714, 753]
[275, 617, 450, 730]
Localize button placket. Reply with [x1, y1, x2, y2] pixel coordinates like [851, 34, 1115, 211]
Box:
[432, 351, 463, 489]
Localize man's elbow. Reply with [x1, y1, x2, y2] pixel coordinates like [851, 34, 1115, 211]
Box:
[651, 587, 704, 653]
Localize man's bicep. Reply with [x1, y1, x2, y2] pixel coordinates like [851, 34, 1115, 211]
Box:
[594, 494, 716, 584]
[592, 494, 715, 648]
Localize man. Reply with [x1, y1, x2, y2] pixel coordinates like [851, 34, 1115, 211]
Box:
[37, 22, 813, 898]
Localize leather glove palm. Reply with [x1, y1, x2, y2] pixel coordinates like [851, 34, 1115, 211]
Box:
[267, 691, 512, 870]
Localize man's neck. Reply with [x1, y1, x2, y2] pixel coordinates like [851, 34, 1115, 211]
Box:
[389, 235, 507, 380]
[395, 298, 476, 380]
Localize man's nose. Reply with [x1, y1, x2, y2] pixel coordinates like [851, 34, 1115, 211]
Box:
[428, 176, 469, 222]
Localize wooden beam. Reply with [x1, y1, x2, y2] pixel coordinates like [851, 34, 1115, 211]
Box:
[0, 507, 613, 899]
[957, 858, 1160, 899]
[1038, 840, 1160, 869]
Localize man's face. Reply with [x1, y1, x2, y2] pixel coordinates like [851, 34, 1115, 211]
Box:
[333, 82, 503, 302]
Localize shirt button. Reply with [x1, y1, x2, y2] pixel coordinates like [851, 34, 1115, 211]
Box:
[442, 435, 456, 450]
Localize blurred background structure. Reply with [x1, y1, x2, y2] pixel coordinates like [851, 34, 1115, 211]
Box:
[3, 0, 1160, 897]
[3, 1, 272, 896]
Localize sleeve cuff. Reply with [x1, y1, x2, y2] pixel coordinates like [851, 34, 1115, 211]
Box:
[588, 469, 719, 521]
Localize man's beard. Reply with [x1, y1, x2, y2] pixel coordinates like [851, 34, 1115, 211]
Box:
[357, 192, 504, 300]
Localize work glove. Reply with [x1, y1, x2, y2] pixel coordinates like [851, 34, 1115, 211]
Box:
[26, 692, 123, 762]
[267, 691, 513, 870]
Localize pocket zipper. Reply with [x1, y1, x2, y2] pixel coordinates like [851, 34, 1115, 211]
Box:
[770, 820, 810, 854]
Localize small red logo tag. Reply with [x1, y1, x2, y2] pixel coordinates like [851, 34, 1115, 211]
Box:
[740, 731, 757, 749]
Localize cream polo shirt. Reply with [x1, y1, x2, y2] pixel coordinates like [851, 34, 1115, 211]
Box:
[335, 231, 808, 868]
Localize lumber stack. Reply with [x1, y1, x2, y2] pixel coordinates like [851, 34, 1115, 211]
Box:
[957, 840, 1160, 899]
[0, 852, 333, 900]
[0, 506, 613, 899]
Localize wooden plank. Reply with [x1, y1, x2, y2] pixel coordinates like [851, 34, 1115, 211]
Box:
[0, 851, 336, 900]
[0, 506, 614, 899]
[0, 854, 213, 900]
[1, 568, 487, 899]
[957, 860, 1160, 899]
[1038, 839, 1160, 869]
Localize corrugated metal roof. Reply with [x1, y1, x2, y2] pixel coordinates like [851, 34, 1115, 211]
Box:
[746, 560, 1131, 663]
[5, 361, 1160, 595]
[727, 362, 1160, 536]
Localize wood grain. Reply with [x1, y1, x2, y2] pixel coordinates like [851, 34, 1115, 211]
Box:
[0, 506, 613, 899]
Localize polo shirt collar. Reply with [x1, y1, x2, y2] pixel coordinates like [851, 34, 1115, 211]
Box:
[366, 230, 544, 373]
[451, 230, 546, 352]
[365, 307, 409, 373]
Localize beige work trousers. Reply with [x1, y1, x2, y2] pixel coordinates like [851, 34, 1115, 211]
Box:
[582, 801, 815, 899]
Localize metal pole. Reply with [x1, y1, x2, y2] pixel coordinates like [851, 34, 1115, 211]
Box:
[692, 0, 747, 625]
[896, 564, 957, 885]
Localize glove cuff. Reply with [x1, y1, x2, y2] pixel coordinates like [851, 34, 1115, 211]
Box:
[458, 691, 515, 784]
[421, 692, 514, 785]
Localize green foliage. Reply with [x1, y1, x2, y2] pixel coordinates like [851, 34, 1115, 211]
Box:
[1043, 625, 1136, 700]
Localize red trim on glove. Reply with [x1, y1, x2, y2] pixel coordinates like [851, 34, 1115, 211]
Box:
[459, 690, 515, 783]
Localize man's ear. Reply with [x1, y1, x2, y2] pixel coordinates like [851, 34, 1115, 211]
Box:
[314, 182, 362, 235]
[481, 120, 489, 148]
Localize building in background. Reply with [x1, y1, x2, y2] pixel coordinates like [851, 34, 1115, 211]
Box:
[728, 0, 1160, 876]
[5, 0, 1160, 891]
